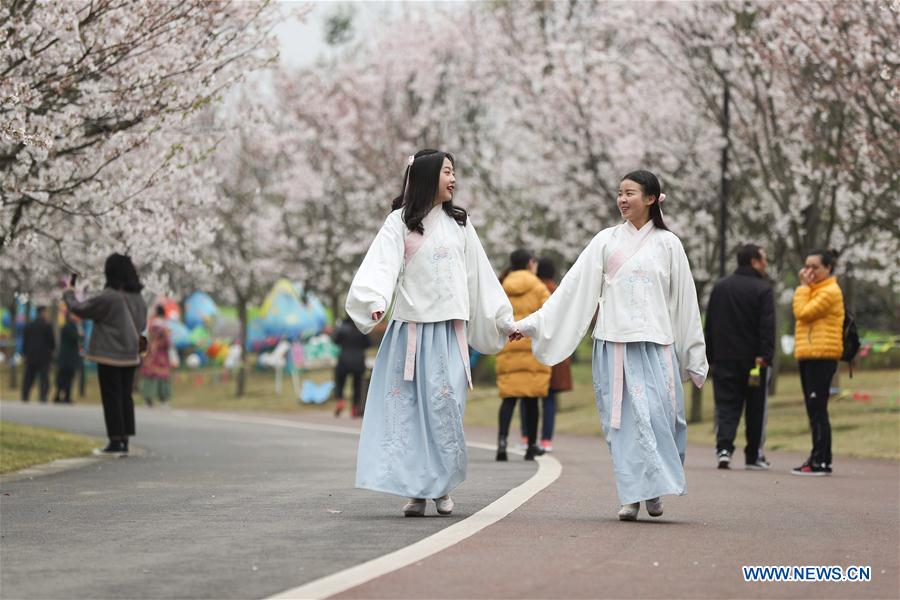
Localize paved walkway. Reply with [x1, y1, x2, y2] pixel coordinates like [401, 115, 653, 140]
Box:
[1, 401, 897, 599]
[0, 402, 535, 599]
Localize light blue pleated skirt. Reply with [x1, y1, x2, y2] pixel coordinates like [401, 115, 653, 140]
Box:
[593, 340, 688, 505]
[356, 320, 468, 499]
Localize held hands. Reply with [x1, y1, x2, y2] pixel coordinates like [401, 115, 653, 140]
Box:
[371, 311, 384, 322]
[507, 321, 530, 342]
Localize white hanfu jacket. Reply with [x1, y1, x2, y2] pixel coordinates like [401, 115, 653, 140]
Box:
[518, 221, 708, 390]
[346, 206, 513, 384]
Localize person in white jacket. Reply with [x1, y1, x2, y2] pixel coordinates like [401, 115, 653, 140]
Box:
[511, 170, 708, 521]
[346, 149, 514, 517]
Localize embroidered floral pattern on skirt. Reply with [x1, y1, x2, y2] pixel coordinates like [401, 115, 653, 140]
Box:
[594, 340, 688, 505]
[356, 320, 469, 499]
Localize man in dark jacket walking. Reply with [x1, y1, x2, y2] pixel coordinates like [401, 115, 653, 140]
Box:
[705, 244, 776, 470]
[21, 306, 56, 403]
[332, 317, 371, 418]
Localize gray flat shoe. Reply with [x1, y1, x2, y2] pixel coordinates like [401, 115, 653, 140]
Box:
[402, 498, 426, 517]
[434, 495, 454, 515]
[617, 502, 639, 521]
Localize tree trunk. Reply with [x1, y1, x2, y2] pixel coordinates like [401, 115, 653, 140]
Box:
[7, 300, 18, 390]
[236, 297, 248, 397]
[768, 299, 781, 396]
[689, 384, 703, 423]
[330, 291, 340, 325]
[768, 351, 778, 396]
[79, 359, 86, 398]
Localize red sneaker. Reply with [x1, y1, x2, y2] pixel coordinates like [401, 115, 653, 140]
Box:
[791, 462, 829, 476]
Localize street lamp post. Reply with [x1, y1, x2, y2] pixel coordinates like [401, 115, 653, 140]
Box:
[719, 79, 731, 278]
[692, 77, 732, 425]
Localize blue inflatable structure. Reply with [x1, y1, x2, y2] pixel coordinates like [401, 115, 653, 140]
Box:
[246, 280, 330, 351]
[184, 292, 218, 330]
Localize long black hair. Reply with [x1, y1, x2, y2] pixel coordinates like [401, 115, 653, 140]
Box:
[390, 149, 467, 233]
[621, 169, 669, 231]
[104, 253, 143, 292]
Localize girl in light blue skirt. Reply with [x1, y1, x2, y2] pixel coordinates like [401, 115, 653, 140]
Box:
[345, 149, 513, 516]
[514, 170, 707, 521]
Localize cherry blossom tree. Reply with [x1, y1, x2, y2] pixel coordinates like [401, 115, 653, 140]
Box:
[270, 5, 510, 314]
[203, 96, 298, 396]
[1, 0, 280, 278]
[659, 0, 900, 285]
[262, 0, 898, 418]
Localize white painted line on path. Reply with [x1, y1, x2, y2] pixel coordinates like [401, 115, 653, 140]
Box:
[198, 412, 562, 600]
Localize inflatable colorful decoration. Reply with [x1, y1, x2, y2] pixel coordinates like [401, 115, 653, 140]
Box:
[246, 280, 330, 350]
[184, 292, 218, 330]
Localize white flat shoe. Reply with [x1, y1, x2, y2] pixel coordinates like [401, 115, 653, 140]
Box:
[617, 502, 639, 521]
[434, 495, 454, 515]
[645, 497, 663, 517]
[402, 498, 426, 517]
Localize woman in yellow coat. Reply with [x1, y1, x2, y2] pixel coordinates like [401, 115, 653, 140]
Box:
[496, 249, 551, 461]
[791, 248, 844, 477]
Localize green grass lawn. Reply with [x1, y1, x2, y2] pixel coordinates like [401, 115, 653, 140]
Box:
[2, 357, 897, 462]
[0, 365, 338, 415]
[0, 421, 101, 474]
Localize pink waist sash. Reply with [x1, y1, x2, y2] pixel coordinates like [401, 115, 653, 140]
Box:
[403, 320, 472, 390]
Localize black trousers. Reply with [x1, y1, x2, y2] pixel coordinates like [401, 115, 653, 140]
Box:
[22, 363, 50, 402]
[96, 364, 137, 440]
[499, 397, 539, 446]
[334, 364, 364, 410]
[55, 367, 76, 403]
[519, 390, 558, 441]
[798, 359, 836, 465]
[713, 359, 767, 464]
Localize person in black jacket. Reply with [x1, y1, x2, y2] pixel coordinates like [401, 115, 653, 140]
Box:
[705, 244, 775, 470]
[332, 317, 371, 418]
[21, 306, 55, 403]
[54, 311, 82, 404]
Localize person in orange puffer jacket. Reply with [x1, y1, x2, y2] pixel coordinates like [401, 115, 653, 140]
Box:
[496, 248, 551, 461]
[791, 248, 844, 477]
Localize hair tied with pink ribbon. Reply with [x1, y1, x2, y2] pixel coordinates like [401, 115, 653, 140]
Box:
[401, 155, 415, 202]
[658, 193, 666, 204]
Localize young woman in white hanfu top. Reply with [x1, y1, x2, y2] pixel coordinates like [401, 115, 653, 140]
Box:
[346, 149, 514, 517]
[511, 170, 707, 521]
